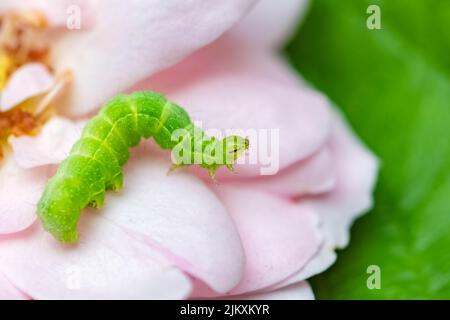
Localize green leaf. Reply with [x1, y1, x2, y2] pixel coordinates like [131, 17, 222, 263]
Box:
[285, 0, 450, 299]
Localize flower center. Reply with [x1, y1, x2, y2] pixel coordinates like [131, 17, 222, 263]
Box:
[0, 10, 71, 160]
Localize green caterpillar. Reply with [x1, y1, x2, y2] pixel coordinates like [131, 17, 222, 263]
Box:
[37, 91, 249, 243]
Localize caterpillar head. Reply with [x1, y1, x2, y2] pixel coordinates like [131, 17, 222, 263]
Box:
[170, 134, 249, 181]
[205, 135, 249, 180]
[222, 135, 250, 165]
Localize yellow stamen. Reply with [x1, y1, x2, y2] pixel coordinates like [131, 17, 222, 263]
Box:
[0, 53, 13, 89]
[0, 10, 72, 162]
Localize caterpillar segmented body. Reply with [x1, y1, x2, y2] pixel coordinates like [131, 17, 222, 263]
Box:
[37, 91, 249, 242]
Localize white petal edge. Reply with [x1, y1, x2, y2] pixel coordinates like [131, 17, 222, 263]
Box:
[0, 63, 54, 112]
[230, 0, 310, 49]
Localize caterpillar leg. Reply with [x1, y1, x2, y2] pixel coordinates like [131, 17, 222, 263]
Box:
[166, 163, 185, 176]
[108, 172, 124, 192]
[226, 163, 236, 173]
[208, 166, 220, 184]
[88, 190, 105, 208]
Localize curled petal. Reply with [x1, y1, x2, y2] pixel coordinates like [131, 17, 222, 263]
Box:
[0, 155, 52, 234]
[266, 112, 379, 287]
[0, 63, 53, 112]
[209, 187, 321, 295]
[302, 112, 379, 248]
[238, 147, 336, 198]
[230, 0, 310, 49]
[9, 116, 84, 168]
[262, 244, 337, 291]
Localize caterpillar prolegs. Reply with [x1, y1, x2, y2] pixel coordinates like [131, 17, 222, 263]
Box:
[37, 91, 249, 242]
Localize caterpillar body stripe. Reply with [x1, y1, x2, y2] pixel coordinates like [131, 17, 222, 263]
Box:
[37, 91, 249, 242]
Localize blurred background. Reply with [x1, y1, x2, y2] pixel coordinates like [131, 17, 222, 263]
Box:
[285, 0, 450, 299]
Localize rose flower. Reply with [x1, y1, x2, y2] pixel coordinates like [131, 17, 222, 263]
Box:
[0, 0, 378, 299]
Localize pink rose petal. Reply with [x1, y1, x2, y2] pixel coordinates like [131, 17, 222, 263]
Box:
[0, 272, 28, 300]
[234, 147, 336, 198]
[0, 218, 192, 299]
[266, 246, 337, 292]
[43, 0, 257, 116]
[94, 144, 245, 294]
[0, 155, 53, 234]
[269, 148, 336, 196]
[264, 112, 379, 288]
[9, 116, 84, 169]
[0, 0, 379, 301]
[0, 63, 54, 112]
[230, 0, 310, 49]
[302, 112, 379, 248]
[134, 39, 332, 179]
[210, 187, 321, 295]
